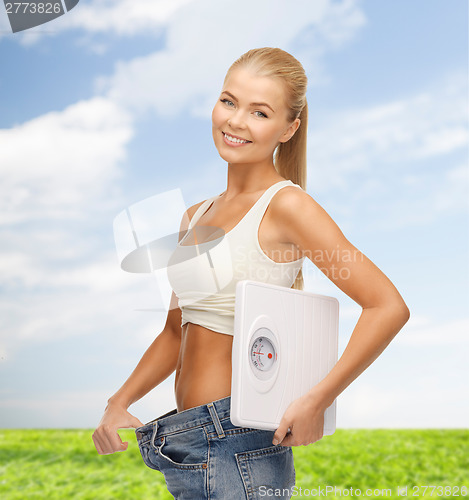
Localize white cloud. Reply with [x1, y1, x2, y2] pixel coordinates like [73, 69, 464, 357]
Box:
[0, 236, 172, 365]
[336, 317, 469, 428]
[68, 0, 196, 35]
[0, 270, 168, 350]
[434, 162, 469, 213]
[5, 0, 197, 46]
[309, 0, 368, 47]
[94, 0, 366, 118]
[5, 0, 367, 61]
[338, 379, 469, 428]
[0, 97, 133, 224]
[0, 343, 6, 362]
[308, 70, 468, 227]
[392, 316, 469, 347]
[0, 248, 124, 292]
[309, 71, 467, 187]
[0, 380, 178, 428]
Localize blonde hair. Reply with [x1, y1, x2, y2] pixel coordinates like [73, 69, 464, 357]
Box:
[225, 47, 308, 290]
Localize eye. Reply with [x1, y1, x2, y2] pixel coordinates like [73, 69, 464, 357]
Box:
[220, 98, 234, 107]
[254, 111, 268, 118]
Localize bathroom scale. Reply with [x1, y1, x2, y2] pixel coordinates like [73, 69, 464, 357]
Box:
[230, 280, 339, 436]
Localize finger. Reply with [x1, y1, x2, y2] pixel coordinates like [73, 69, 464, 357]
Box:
[96, 428, 116, 454]
[279, 427, 295, 446]
[110, 431, 128, 452]
[272, 422, 290, 445]
[279, 432, 294, 447]
[92, 432, 104, 455]
[94, 429, 115, 455]
[130, 416, 145, 428]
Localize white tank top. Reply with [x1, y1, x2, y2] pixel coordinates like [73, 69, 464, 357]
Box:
[166, 180, 305, 336]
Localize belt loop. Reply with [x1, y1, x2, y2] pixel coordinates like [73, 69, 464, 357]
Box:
[150, 419, 159, 448]
[207, 402, 226, 438]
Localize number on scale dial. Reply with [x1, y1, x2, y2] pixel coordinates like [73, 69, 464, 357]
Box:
[250, 336, 277, 372]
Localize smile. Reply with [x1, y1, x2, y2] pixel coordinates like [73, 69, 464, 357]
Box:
[222, 132, 252, 145]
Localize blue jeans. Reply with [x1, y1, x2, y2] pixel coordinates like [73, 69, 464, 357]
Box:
[135, 395, 296, 499]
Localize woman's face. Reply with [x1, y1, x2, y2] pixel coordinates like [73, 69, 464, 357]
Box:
[211, 67, 300, 165]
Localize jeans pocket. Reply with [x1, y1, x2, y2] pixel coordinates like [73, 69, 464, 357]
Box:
[235, 445, 295, 499]
[157, 427, 208, 470]
[137, 441, 161, 471]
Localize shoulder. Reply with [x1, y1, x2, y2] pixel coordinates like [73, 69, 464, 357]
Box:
[270, 184, 321, 222]
[186, 199, 208, 222]
[178, 197, 212, 241]
[270, 185, 343, 252]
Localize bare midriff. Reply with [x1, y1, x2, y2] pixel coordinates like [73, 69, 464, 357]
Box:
[174, 322, 234, 412]
[173, 179, 303, 412]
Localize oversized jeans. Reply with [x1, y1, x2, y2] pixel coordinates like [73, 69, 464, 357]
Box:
[135, 395, 296, 499]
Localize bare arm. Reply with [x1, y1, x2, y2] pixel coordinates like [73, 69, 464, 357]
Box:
[107, 291, 182, 410]
[92, 297, 182, 455]
[312, 272, 409, 409]
[92, 202, 203, 454]
[271, 188, 410, 446]
[104, 200, 195, 411]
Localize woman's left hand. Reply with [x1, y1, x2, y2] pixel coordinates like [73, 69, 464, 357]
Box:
[272, 390, 327, 447]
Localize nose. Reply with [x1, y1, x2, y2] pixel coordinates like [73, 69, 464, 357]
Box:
[227, 109, 246, 130]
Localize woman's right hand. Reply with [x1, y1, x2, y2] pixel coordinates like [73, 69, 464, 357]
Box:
[92, 400, 145, 455]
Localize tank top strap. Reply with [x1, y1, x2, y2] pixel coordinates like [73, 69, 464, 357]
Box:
[177, 195, 219, 246]
[188, 195, 219, 230]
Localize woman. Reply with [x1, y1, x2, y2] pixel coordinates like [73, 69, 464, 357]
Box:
[92, 47, 410, 499]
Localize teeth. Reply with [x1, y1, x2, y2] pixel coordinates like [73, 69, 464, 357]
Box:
[224, 133, 249, 144]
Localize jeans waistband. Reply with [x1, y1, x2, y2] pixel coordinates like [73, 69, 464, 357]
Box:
[135, 395, 231, 446]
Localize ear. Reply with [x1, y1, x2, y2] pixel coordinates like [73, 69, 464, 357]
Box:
[279, 118, 301, 144]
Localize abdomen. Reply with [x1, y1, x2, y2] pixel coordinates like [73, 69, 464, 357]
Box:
[175, 322, 233, 412]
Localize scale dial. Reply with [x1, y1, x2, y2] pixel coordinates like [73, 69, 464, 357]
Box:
[250, 336, 277, 372]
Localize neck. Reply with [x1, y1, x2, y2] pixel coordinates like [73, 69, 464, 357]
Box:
[222, 159, 285, 200]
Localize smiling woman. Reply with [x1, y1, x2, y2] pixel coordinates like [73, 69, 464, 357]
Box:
[92, 47, 409, 500]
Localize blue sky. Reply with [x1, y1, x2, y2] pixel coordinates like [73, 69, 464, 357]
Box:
[0, 0, 468, 429]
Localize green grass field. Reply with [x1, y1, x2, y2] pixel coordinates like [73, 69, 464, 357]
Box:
[1, 429, 467, 499]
